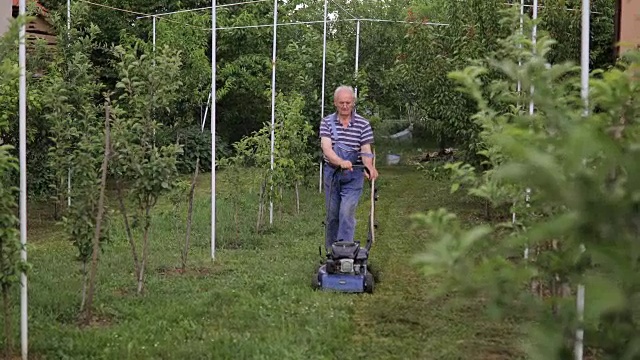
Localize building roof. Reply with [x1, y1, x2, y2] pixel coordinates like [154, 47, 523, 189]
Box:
[12, 0, 48, 13]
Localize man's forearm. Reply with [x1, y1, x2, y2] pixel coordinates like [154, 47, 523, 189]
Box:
[322, 147, 344, 166]
[362, 156, 374, 170]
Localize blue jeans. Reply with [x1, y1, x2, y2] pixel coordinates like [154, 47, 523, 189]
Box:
[324, 164, 364, 251]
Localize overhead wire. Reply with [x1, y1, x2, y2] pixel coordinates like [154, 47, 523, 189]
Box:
[135, 0, 270, 19]
[328, 0, 359, 20]
[76, 0, 449, 32]
[71, 1, 598, 34]
[502, 2, 601, 14]
[76, 0, 147, 17]
[77, 0, 273, 30]
[75, 0, 211, 30]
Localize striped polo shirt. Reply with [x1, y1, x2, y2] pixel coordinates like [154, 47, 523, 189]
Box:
[320, 111, 374, 164]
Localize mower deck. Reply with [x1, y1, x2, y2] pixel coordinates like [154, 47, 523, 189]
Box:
[314, 264, 373, 293]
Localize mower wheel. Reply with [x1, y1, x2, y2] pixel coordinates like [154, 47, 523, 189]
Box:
[364, 273, 374, 294]
[367, 263, 380, 283]
[311, 266, 321, 290]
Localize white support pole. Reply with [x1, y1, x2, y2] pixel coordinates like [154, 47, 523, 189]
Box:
[318, 161, 323, 193]
[320, 0, 328, 120]
[67, 0, 71, 208]
[18, 0, 28, 358]
[575, 284, 585, 360]
[528, 0, 538, 116]
[152, 15, 156, 68]
[580, 0, 590, 116]
[151, 15, 157, 142]
[269, 0, 278, 225]
[517, 0, 524, 95]
[354, 19, 360, 100]
[152, 16, 156, 52]
[67, 0, 71, 30]
[211, 0, 217, 260]
[523, 0, 537, 262]
[521, 186, 531, 260]
[575, 0, 589, 359]
[319, 0, 328, 194]
[513, 0, 524, 253]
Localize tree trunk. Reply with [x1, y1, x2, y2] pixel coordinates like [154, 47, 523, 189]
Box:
[3, 284, 12, 360]
[278, 186, 283, 220]
[116, 179, 140, 280]
[234, 199, 239, 242]
[53, 192, 60, 220]
[182, 158, 200, 271]
[137, 204, 152, 294]
[80, 262, 87, 312]
[257, 179, 266, 232]
[295, 182, 300, 214]
[84, 100, 111, 325]
[54, 176, 66, 220]
[551, 274, 558, 317]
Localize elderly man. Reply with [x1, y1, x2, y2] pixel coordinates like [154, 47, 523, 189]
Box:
[319, 85, 379, 252]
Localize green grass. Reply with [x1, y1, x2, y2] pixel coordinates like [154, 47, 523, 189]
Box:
[5, 163, 523, 359]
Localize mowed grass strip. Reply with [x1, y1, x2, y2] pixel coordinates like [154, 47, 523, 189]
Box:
[346, 165, 524, 360]
[7, 165, 522, 359]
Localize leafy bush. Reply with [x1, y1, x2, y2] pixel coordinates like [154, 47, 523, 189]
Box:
[413, 12, 640, 358]
[44, 21, 111, 313]
[110, 40, 183, 294]
[173, 124, 229, 174]
[222, 91, 316, 230]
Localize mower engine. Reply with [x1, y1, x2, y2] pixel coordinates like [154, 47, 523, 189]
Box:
[340, 259, 355, 273]
[325, 241, 367, 274]
[326, 258, 358, 274]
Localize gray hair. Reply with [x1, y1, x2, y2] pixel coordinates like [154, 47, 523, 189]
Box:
[334, 85, 356, 102]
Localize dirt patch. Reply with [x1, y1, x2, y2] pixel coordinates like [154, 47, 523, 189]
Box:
[81, 313, 114, 328]
[585, 347, 603, 360]
[10, 353, 45, 360]
[113, 286, 133, 297]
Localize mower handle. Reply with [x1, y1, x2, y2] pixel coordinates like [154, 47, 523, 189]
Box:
[365, 177, 376, 251]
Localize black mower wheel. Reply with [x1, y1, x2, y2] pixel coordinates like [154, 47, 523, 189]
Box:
[367, 262, 380, 283]
[364, 273, 374, 294]
[311, 273, 321, 290]
[311, 265, 321, 290]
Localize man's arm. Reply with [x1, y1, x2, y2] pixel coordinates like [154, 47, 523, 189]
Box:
[321, 137, 351, 169]
[361, 143, 378, 180]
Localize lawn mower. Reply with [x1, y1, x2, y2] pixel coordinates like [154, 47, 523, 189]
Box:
[312, 172, 378, 294]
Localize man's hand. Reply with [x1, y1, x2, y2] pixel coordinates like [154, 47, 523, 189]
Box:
[340, 160, 353, 170]
[365, 166, 378, 181]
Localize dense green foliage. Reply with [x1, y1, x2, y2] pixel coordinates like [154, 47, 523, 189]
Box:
[43, 17, 110, 312]
[414, 10, 640, 359]
[110, 39, 184, 294]
[223, 91, 315, 230]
